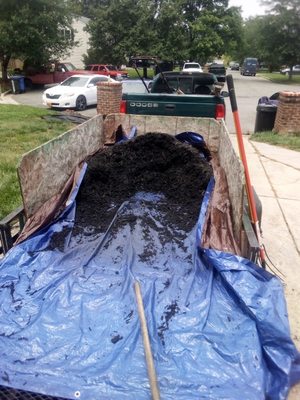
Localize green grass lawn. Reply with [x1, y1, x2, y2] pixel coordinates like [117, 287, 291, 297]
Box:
[126, 66, 180, 79]
[127, 67, 155, 79]
[0, 104, 73, 220]
[251, 71, 300, 149]
[251, 131, 300, 151]
[257, 71, 300, 84]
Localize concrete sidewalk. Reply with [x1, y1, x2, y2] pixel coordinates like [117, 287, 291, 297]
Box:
[0, 91, 18, 104]
[230, 134, 300, 399]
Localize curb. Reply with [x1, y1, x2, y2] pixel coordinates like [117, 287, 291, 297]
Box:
[0, 90, 19, 105]
[0, 89, 12, 99]
[2, 89, 12, 96]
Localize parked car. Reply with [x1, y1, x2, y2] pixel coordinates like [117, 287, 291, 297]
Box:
[208, 62, 226, 82]
[230, 62, 240, 71]
[182, 62, 203, 72]
[280, 65, 300, 75]
[85, 64, 128, 80]
[42, 74, 114, 111]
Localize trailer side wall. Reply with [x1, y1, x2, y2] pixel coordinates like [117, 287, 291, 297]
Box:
[17, 114, 244, 241]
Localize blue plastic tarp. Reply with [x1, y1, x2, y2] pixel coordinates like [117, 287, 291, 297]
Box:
[0, 137, 300, 400]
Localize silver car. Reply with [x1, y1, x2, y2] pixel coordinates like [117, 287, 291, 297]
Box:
[280, 65, 300, 76]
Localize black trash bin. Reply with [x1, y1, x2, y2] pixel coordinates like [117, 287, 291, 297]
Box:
[254, 103, 278, 133]
[10, 75, 25, 94]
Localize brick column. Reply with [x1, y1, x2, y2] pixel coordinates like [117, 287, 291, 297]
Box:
[274, 91, 300, 134]
[97, 81, 122, 116]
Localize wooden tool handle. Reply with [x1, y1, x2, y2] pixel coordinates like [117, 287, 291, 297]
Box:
[134, 281, 161, 400]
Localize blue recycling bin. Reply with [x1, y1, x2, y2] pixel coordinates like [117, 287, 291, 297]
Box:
[10, 75, 25, 94]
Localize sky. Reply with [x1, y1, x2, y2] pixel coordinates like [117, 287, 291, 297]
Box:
[228, 0, 267, 19]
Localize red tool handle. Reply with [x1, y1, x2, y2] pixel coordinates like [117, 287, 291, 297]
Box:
[227, 74, 266, 268]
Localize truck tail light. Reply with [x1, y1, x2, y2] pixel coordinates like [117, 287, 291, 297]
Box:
[215, 104, 225, 119]
[120, 100, 127, 113]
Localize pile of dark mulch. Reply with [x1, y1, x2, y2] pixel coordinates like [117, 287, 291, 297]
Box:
[73, 132, 213, 236]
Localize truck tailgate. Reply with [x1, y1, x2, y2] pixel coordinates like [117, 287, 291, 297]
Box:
[122, 93, 224, 118]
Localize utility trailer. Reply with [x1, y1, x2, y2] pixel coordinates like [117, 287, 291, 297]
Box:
[15, 114, 255, 256]
[0, 114, 299, 400]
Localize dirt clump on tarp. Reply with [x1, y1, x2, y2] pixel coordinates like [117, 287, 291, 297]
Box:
[49, 132, 213, 249]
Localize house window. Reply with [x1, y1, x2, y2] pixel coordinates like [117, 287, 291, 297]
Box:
[61, 28, 74, 41]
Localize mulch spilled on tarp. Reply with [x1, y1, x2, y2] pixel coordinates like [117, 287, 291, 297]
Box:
[48, 132, 213, 249]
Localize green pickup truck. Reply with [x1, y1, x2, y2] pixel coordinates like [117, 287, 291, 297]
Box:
[121, 70, 228, 119]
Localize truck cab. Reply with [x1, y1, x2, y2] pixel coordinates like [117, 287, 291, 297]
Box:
[150, 71, 218, 95]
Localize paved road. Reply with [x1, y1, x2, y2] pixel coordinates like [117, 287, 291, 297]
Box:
[8, 69, 300, 132]
[225, 70, 300, 133]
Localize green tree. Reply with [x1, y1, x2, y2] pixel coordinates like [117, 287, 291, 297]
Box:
[84, 0, 243, 66]
[252, 15, 283, 72]
[174, 0, 243, 63]
[187, 6, 243, 63]
[0, 0, 75, 80]
[149, 0, 187, 62]
[221, 7, 244, 63]
[236, 17, 266, 66]
[68, 0, 107, 18]
[149, 0, 243, 64]
[260, 0, 300, 77]
[84, 0, 158, 65]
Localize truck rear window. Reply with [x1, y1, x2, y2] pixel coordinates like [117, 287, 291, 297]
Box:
[62, 63, 77, 72]
[153, 77, 193, 93]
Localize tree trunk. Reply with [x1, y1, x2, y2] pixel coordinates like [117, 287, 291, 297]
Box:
[143, 66, 148, 79]
[1, 55, 11, 81]
[288, 66, 293, 81]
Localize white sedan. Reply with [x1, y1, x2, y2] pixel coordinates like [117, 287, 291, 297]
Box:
[182, 62, 203, 72]
[42, 74, 114, 111]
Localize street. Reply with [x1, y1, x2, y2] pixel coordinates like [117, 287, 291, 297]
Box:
[224, 70, 300, 133]
[9, 69, 300, 133]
